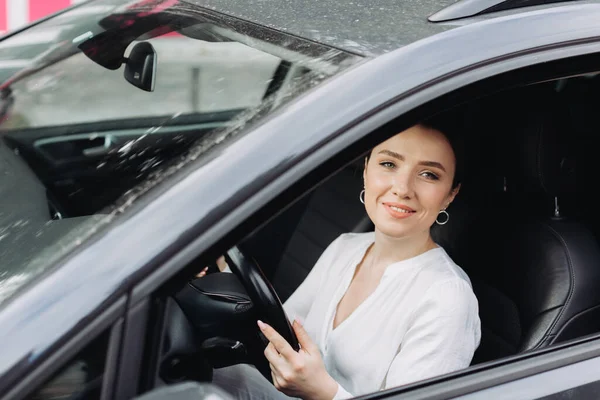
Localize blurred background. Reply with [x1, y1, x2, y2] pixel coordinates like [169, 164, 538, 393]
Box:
[1, 0, 85, 35]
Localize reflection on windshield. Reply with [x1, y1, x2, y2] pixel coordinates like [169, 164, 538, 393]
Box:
[0, 0, 360, 306]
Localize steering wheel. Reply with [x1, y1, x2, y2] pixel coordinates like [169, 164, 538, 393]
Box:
[225, 247, 300, 353]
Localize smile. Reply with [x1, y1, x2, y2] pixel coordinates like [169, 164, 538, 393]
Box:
[383, 203, 416, 219]
[389, 206, 412, 213]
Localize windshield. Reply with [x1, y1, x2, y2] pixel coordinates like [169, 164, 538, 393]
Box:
[0, 0, 360, 305]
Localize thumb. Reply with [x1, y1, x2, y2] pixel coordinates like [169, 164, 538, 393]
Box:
[293, 320, 317, 353]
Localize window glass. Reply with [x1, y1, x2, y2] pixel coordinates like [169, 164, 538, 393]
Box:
[4, 35, 281, 129]
[29, 329, 110, 400]
[0, 0, 359, 306]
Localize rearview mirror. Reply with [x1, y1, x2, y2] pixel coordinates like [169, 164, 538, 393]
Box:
[124, 41, 157, 92]
[133, 382, 234, 400]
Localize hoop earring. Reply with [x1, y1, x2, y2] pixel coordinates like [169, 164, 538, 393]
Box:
[436, 210, 449, 225]
[359, 190, 365, 204]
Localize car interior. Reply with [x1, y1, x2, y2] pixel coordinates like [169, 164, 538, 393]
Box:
[114, 71, 600, 391]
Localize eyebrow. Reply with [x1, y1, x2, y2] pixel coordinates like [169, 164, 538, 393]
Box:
[378, 149, 447, 172]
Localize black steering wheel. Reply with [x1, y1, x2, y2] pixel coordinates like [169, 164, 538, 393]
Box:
[225, 247, 299, 352]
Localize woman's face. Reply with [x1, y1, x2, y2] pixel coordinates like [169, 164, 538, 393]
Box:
[363, 124, 459, 239]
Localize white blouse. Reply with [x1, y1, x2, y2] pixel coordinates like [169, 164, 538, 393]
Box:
[282, 232, 481, 399]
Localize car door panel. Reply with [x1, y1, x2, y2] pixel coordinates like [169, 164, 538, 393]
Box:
[451, 355, 600, 400]
[2, 110, 242, 216]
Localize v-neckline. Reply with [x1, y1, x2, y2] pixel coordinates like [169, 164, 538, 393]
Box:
[327, 239, 444, 335]
[330, 240, 378, 333]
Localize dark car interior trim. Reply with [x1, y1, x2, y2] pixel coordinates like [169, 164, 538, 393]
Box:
[1, 296, 126, 400]
[101, 318, 124, 400]
[114, 297, 151, 400]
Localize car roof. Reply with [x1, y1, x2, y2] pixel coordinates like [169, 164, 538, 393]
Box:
[194, 0, 458, 56]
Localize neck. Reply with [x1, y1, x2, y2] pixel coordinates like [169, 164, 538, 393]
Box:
[368, 229, 437, 270]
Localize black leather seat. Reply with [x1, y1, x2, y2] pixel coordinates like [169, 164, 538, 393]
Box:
[433, 108, 600, 364]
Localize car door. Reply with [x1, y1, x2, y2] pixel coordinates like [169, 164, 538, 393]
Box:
[0, 297, 127, 400]
[3, 111, 245, 216]
[111, 3, 600, 400]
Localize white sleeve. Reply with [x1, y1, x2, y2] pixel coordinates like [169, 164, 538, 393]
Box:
[282, 234, 346, 324]
[383, 279, 481, 389]
[332, 383, 354, 400]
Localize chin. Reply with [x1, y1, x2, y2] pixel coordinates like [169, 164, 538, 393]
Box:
[374, 223, 413, 239]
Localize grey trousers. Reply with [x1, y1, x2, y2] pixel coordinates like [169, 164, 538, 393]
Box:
[212, 364, 299, 400]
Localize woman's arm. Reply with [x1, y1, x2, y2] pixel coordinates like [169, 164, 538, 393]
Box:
[383, 279, 481, 389]
[197, 235, 346, 323]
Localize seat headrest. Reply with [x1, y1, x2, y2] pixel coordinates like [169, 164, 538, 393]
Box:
[505, 109, 576, 198]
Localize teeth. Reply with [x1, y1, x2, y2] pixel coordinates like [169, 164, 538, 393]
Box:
[390, 206, 411, 213]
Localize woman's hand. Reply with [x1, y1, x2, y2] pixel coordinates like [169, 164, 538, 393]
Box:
[258, 319, 338, 400]
[195, 255, 228, 278]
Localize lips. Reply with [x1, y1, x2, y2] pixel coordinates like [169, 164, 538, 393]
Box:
[383, 202, 416, 219]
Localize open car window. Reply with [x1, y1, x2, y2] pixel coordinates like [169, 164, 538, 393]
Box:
[0, 0, 360, 306]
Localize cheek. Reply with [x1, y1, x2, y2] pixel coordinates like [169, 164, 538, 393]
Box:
[417, 184, 452, 208]
[365, 171, 391, 197]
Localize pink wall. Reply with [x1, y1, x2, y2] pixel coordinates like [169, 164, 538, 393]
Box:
[1, 0, 78, 34]
[0, 1, 6, 33]
[28, 0, 71, 23]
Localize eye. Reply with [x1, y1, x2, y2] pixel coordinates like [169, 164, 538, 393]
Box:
[420, 171, 440, 181]
[379, 161, 395, 169]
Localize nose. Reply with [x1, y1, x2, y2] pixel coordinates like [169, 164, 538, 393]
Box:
[391, 172, 414, 198]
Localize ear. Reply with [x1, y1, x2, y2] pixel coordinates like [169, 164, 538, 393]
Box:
[363, 157, 368, 183]
[445, 183, 461, 208]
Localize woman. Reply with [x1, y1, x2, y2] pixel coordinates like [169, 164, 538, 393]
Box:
[205, 119, 481, 400]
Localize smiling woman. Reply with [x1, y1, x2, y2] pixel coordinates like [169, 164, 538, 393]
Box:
[363, 123, 461, 242]
[207, 116, 480, 400]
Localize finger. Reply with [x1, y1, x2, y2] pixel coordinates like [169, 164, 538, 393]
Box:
[263, 342, 281, 363]
[258, 320, 296, 358]
[269, 361, 284, 377]
[195, 267, 208, 278]
[270, 363, 289, 392]
[292, 319, 318, 353]
[216, 256, 228, 272]
[271, 370, 281, 390]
